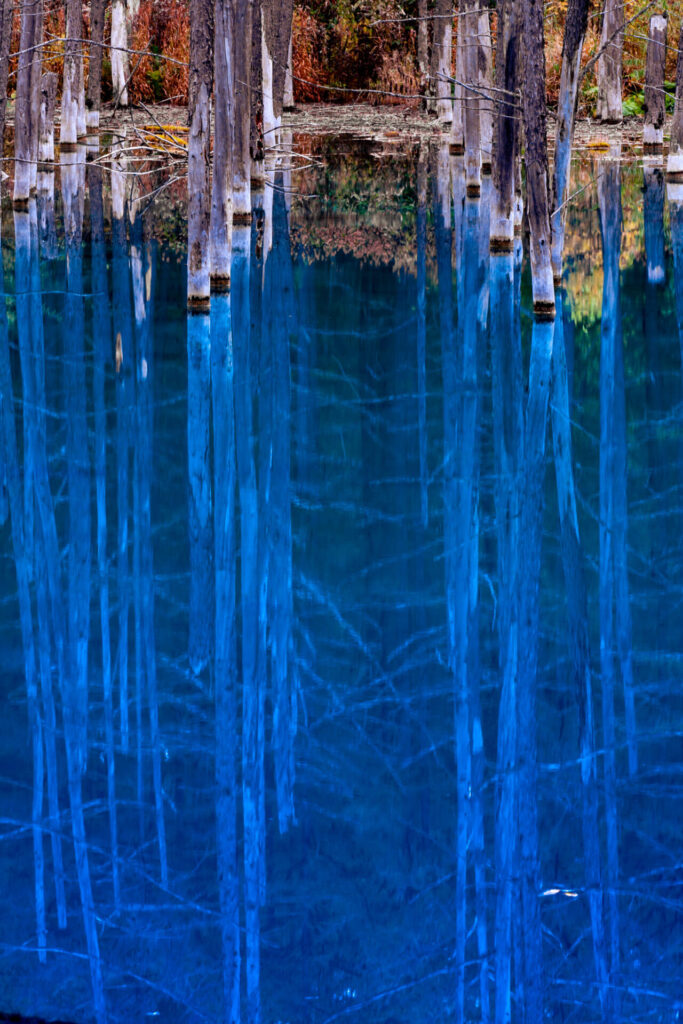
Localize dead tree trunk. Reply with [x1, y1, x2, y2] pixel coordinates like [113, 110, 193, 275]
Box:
[28, 1, 44, 194]
[643, 13, 667, 151]
[210, 0, 234, 291]
[667, 20, 683, 179]
[187, 0, 214, 310]
[234, 0, 253, 218]
[38, 73, 57, 165]
[432, 0, 452, 123]
[522, 0, 555, 318]
[450, 2, 465, 152]
[490, 0, 520, 250]
[262, 0, 292, 140]
[0, 0, 12, 158]
[87, 0, 107, 130]
[61, 0, 83, 148]
[111, 0, 130, 106]
[14, 0, 39, 205]
[417, 0, 429, 99]
[463, 0, 480, 195]
[478, 4, 493, 172]
[550, 0, 590, 281]
[597, 0, 623, 123]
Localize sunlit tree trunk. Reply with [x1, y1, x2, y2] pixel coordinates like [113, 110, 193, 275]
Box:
[211, 0, 234, 291]
[597, 0, 623, 123]
[551, 0, 590, 281]
[61, 0, 84, 147]
[643, 14, 667, 151]
[490, 0, 520, 250]
[111, 0, 130, 106]
[187, 0, 214, 309]
[283, 35, 294, 108]
[551, 291, 612, 1019]
[667, 21, 683, 179]
[522, 0, 555, 318]
[87, 0, 107, 130]
[234, 0, 253, 218]
[211, 288, 241, 1024]
[597, 146, 623, 1012]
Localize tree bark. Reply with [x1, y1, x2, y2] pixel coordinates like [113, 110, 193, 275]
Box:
[597, 0, 623, 123]
[667, 21, 683, 178]
[478, 4, 493, 172]
[251, 0, 265, 185]
[490, 0, 520, 250]
[643, 13, 667, 150]
[111, 0, 130, 106]
[449, 2, 464, 152]
[14, 0, 39, 204]
[0, 0, 13, 159]
[432, 0, 452, 123]
[463, 0, 480, 195]
[38, 72, 57, 164]
[187, 0, 214, 309]
[550, 0, 590, 281]
[417, 0, 429, 99]
[234, 0, 253, 218]
[61, 0, 83, 147]
[211, 0, 234, 291]
[87, 0, 107, 129]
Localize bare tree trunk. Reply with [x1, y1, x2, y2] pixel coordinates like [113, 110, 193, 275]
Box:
[450, 3, 464, 152]
[463, 0, 480, 195]
[28, 1, 44, 194]
[61, 0, 83, 147]
[667, 21, 683, 179]
[490, 0, 520, 250]
[478, 4, 493, 172]
[187, 0, 214, 310]
[643, 13, 667, 151]
[432, 0, 452, 123]
[283, 34, 294, 108]
[14, 0, 39, 204]
[597, 0, 623, 123]
[87, 0, 107, 129]
[38, 72, 57, 164]
[0, 0, 13, 158]
[550, 0, 590, 281]
[262, 0, 292, 132]
[111, 0, 130, 106]
[211, 0, 234, 291]
[522, 0, 555, 318]
[234, 0, 253, 218]
[417, 0, 429, 100]
[251, 0, 264, 186]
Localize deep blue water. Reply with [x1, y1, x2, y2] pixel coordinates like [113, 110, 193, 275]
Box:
[0, 141, 681, 1023]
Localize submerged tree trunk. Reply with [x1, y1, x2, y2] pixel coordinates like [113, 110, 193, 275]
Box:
[522, 0, 555, 317]
[550, 0, 590, 281]
[187, 0, 214, 309]
[643, 14, 667, 151]
[597, 146, 623, 1011]
[597, 0, 623, 123]
[87, 0, 107, 129]
[490, 0, 520, 250]
[234, 0, 253, 219]
[668, 21, 683, 179]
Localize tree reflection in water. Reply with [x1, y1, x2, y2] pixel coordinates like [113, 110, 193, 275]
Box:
[0, 141, 680, 1024]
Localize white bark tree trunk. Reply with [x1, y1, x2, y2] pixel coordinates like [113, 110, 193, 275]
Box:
[478, 6, 493, 172]
[667, 21, 683, 179]
[597, 0, 623, 123]
[111, 0, 130, 107]
[61, 0, 83, 147]
[38, 73, 57, 165]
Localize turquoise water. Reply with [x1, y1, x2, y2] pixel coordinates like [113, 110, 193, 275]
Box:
[0, 142, 681, 1023]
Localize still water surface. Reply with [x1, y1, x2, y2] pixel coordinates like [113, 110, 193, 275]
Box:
[0, 139, 681, 1023]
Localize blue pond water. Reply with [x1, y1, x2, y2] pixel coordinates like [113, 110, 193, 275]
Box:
[0, 139, 681, 1023]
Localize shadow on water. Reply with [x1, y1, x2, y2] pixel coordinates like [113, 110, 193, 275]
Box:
[0, 137, 681, 1024]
